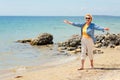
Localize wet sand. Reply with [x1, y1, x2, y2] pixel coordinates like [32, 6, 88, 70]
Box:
[2, 48, 120, 80]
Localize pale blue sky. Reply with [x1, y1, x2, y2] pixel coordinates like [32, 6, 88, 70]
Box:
[0, 0, 119, 16]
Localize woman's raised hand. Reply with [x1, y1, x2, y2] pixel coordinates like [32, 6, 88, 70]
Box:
[64, 20, 73, 25]
[104, 28, 109, 31]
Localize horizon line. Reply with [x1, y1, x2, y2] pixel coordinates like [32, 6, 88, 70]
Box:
[0, 15, 119, 17]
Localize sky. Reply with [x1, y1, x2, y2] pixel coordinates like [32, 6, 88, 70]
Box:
[0, 0, 120, 16]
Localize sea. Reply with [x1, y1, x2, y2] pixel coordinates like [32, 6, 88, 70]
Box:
[0, 16, 120, 70]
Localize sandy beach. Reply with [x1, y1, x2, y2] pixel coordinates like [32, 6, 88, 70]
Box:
[0, 0, 120, 78]
[1, 47, 119, 80]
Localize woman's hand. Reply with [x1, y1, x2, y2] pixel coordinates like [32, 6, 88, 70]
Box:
[64, 20, 73, 25]
[104, 28, 109, 31]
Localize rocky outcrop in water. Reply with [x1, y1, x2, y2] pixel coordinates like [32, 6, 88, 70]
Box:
[30, 33, 53, 45]
[57, 34, 81, 54]
[57, 33, 120, 54]
[17, 32, 120, 53]
[17, 33, 53, 46]
[17, 39, 31, 43]
[58, 34, 81, 48]
[95, 33, 120, 48]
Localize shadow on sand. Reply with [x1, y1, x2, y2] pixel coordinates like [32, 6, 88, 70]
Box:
[91, 67, 120, 70]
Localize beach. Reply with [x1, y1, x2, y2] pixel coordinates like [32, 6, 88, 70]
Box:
[0, 0, 120, 79]
[1, 47, 119, 80]
[0, 16, 120, 70]
[0, 16, 120, 80]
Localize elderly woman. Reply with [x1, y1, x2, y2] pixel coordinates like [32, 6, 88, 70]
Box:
[64, 14, 109, 70]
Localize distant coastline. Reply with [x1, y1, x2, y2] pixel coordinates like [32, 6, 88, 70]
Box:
[0, 15, 119, 17]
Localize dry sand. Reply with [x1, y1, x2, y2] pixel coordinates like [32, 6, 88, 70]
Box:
[3, 48, 120, 80]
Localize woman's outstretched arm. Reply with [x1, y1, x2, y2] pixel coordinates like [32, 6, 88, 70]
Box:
[64, 20, 73, 25]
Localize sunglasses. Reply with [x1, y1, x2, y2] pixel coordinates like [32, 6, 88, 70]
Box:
[86, 17, 91, 19]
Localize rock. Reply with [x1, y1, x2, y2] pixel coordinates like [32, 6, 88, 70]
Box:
[57, 34, 81, 54]
[30, 33, 53, 45]
[16, 39, 31, 43]
[93, 49, 104, 54]
[115, 46, 120, 50]
[57, 47, 66, 51]
[67, 50, 77, 54]
[94, 43, 102, 48]
[75, 48, 81, 52]
[95, 33, 120, 48]
[15, 76, 23, 78]
[108, 44, 115, 48]
[58, 34, 81, 48]
[16, 33, 54, 46]
[67, 47, 76, 51]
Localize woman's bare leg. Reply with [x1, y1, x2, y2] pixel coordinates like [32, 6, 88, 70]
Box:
[78, 59, 85, 70]
[90, 59, 94, 68]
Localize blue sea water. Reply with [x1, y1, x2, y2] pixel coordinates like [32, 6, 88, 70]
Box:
[0, 16, 120, 70]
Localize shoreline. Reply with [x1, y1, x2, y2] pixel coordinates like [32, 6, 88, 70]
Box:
[2, 47, 120, 80]
[0, 51, 78, 80]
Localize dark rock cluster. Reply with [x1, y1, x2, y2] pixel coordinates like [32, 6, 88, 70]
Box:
[17, 39, 31, 43]
[17, 32, 120, 54]
[57, 34, 81, 54]
[57, 33, 120, 54]
[95, 33, 120, 48]
[58, 35, 81, 48]
[17, 33, 53, 46]
[31, 33, 53, 45]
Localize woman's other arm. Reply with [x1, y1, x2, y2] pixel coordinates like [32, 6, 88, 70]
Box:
[64, 20, 73, 25]
[64, 20, 83, 27]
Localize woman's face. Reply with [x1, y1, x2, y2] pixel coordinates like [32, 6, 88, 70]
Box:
[85, 16, 92, 23]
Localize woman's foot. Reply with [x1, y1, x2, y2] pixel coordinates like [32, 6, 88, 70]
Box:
[91, 64, 94, 68]
[77, 67, 84, 70]
[90, 66, 94, 69]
